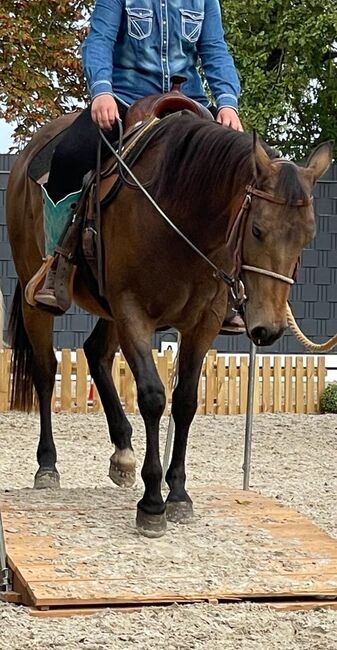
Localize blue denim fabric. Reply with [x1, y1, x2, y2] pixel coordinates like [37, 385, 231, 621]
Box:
[82, 0, 240, 111]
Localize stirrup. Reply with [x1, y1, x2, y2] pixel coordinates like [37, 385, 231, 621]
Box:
[25, 256, 55, 307]
[220, 313, 246, 335]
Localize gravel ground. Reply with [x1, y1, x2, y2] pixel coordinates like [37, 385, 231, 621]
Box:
[1, 411, 337, 649]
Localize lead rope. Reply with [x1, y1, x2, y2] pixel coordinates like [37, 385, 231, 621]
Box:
[287, 303, 337, 352]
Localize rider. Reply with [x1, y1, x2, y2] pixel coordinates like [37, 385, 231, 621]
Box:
[34, 0, 244, 329]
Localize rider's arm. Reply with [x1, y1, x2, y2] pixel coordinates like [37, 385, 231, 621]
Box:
[82, 0, 124, 100]
[197, 0, 240, 113]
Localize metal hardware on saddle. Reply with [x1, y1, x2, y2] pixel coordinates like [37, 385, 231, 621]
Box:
[170, 75, 187, 92]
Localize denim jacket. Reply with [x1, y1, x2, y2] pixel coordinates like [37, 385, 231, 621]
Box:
[82, 0, 240, 111]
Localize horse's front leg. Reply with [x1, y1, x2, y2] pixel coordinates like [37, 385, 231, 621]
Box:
[83, 318, 136, 487]
[165, 326, 217, 523]
[118, 315, 166, 537]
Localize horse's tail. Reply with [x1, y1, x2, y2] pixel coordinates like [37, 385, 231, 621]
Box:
[8, 283, 36, 412]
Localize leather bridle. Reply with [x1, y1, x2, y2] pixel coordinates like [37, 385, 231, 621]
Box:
[227, 183, 314, 306]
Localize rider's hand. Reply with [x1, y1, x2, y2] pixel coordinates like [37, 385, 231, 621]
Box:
[91, 94, 120, 130]
[216, 107, 243, 132]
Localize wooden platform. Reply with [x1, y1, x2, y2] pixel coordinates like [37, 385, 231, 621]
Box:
[1, 485, 337, 615]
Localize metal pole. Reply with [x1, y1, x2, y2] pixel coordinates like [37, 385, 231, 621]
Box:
[162, 334, 181, 489]
[0, 512, 10, 592]
[242, 340, 257, 490]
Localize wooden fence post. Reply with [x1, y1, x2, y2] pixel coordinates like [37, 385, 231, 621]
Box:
[60, 349, 72, 412]
[0, 349, 10, 411]
[76, 349, 88, 414]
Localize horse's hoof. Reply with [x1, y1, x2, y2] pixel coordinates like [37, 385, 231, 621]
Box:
[34, 469, 60, 490]
[109, 448, 136, 487]
[166, 500, 194, 523]
[136, 507, 167, 538]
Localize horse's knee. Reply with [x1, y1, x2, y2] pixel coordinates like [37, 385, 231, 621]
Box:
[137, 381, 166, 420]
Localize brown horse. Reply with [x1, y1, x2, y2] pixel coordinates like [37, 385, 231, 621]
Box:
[6, 109, 332, 536]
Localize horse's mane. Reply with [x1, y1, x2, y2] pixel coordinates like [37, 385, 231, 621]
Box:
[151, 114, 306, 214]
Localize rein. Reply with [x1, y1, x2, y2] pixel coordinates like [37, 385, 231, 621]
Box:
[97, 124, 313, 307]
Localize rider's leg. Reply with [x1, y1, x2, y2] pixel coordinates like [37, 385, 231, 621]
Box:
[34, 102, 128, 311]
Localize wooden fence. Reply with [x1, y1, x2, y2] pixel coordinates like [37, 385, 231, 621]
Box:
[0, 348, 326, 415]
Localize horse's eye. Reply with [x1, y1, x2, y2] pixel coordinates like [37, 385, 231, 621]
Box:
[252, 224, 262, 239]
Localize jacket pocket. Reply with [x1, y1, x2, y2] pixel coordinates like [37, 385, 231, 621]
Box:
[126, 7, 153, 40]
[180, 9, 204, 43]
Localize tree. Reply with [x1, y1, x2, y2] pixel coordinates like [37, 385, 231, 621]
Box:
[221, 0, 337, 157]
[0, 0, 90, 144]
[1, 0, 336, 157]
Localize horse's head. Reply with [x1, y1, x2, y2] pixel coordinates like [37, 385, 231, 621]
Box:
[242, 139, 333, 346]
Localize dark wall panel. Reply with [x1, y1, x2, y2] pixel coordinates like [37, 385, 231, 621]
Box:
[1, 155, 336, 352]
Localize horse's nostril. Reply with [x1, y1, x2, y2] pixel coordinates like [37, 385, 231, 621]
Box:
[251, 326, 268, 344]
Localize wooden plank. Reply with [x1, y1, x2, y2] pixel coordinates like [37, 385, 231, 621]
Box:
[157, 353, 169, 415]
[228, 357, 237, 415]
[164, 349, 174, 409]
[273, 357, 282, 412]
[306, 356, 315, 414]
[0, 591, 22, 604]
[112, 353, 121, 396]
[60, 349, 72, 411]
[261, 357, 271, 412]
[124, 360, 136, 413]
[205, 350, 216, 414]
[197, 360, 206, 414]
[216, 356, 226, 415]
[75, 349, 88, 414]
[239, 357, 248, 415]
[92, 383, 103, 413]
[28, 599, 337, 618]
[267, 600, 337, 612]
[253, 358, 260, 414]
[284, 357, 293, 413]
[0, 348, 10, 411]
[317, 357, 326, 411]
[3, 485, 337, 610]
[295, 357, 304, 414]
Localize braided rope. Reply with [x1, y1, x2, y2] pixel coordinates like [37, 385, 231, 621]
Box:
[287, 303, 337, 352]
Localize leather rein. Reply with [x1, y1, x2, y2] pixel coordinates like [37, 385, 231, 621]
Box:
[98, 125, 313, 310]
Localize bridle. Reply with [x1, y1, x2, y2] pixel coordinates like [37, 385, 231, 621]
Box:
[226, 183, 314, 307]
[99, 127, 314, 310]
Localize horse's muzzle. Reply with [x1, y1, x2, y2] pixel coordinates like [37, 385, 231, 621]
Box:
[248, 324, 286, 347]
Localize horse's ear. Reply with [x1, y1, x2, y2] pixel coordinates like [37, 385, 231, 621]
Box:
[306, 140, 334, 182]
[252, 130, 271, 181]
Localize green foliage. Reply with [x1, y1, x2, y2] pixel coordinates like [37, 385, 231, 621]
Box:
[0, 0, 91, 144]
[221, 0, 337, 158]
[0, 0, 336, 158]
[319, 382, 337, 414]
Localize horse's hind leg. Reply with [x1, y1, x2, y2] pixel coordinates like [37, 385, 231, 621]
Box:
[10, 286, 59, 488]
[83, 319, 136, 487]
[165, 328, 216, 523]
